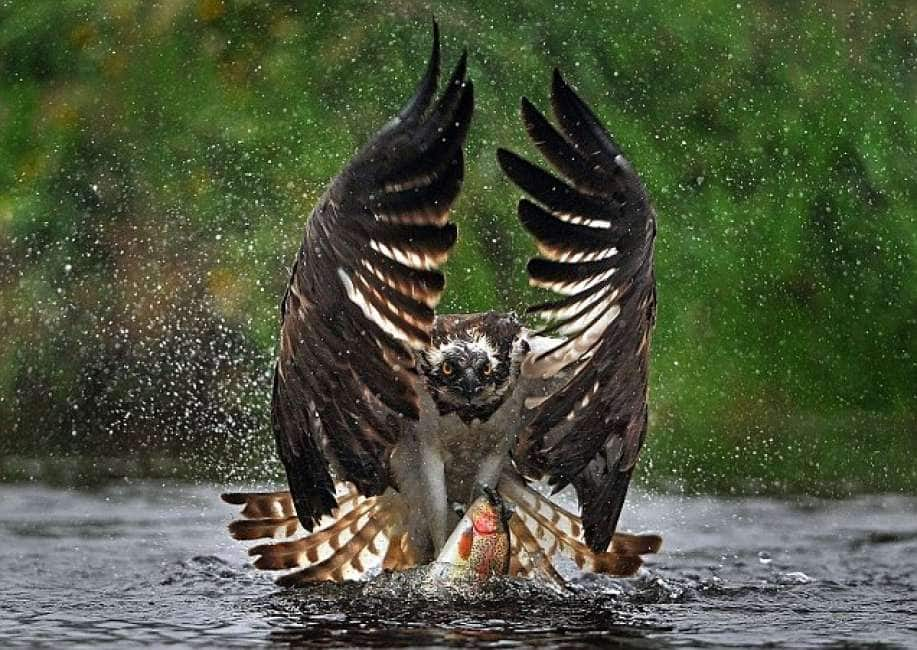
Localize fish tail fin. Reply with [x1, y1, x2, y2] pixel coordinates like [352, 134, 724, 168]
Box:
[222, 484, 415, 585]
[498, 474, 662, 577]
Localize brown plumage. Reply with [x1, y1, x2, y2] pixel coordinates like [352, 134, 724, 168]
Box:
[499, 69, 656, 552]
[223, 486, 415, 585]
[234, 20, 658, 584]
[222, 479, 661, 585]
[272, 21, 473, 532]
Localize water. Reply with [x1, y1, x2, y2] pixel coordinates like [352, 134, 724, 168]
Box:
[0, 483, 914, 648]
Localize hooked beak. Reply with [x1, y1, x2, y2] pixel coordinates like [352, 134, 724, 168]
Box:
[459, 369, 482, 398]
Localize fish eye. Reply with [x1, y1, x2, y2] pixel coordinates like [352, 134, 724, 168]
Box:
[482, 362, 492, 376]
[441, 361, 453, 376]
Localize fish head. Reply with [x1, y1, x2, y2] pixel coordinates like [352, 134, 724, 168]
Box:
[470, 485, 512, 534]
[434, 487, 513, 581]
[460, 488, 512, 578]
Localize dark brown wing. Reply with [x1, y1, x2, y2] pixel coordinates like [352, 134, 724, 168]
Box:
[498, 69, 656, 553]
[275, 23, 473, 531]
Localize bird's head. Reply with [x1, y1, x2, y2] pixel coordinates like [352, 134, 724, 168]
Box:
[420, 313, 528, 423]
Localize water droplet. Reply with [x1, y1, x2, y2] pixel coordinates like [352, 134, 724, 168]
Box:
[778, 571, 814, 585]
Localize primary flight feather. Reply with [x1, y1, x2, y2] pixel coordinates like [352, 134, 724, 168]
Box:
[228, 22, 658, 583]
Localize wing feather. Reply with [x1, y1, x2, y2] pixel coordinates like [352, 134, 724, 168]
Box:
[500, 69, 656, 552]
[275, 23, 473, 531]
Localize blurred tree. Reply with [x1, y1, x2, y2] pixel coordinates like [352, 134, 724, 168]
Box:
[0, 1, 913, 491]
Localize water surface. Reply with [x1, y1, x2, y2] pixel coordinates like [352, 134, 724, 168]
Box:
[0, 483, 914, 648]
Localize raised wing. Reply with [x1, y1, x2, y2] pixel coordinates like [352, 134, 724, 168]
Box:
[498, 69, 656, 552]
[275, 24, 473, 531]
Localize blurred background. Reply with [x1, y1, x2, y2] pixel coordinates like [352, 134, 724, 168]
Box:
[0, 1, 913, 493]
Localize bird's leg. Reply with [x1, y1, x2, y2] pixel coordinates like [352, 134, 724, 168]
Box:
[391, 434, 450, 558]
[469, 451, 507, 505]
[418, 442, 450, 552]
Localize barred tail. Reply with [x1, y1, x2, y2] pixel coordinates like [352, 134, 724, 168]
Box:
[221, 484, 415, 585]
[221, 476, 661, 584]
[498, 474, 662, 577]
[221, 484, 363, 541]
[507, 514, 569, 590]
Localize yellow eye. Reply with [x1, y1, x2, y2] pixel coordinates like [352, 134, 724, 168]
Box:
[441, 361, 453, 376]
[482, 362, 493, 376]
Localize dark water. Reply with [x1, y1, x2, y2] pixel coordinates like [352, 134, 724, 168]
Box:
[0, 483, 914, 648]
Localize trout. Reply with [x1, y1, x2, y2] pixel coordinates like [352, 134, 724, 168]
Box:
[432, 487, 512, 581]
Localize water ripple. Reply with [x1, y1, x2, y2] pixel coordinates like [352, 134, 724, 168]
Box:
[0, 484, 913, 648]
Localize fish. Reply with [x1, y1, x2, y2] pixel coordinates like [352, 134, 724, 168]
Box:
[432, 486, 513, 582]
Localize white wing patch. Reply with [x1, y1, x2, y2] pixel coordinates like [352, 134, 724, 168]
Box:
[535, 243, 618, 264]
[551, 211, 612, 229]
[360, 259, 442, 308]
[522, 302, 621, 380]
[529, 267, 616, 295]
[369, 239, 443, 270]
[554, 289, 618, 338]
[373, 210, 449, 227]
[337, 268, 425, 349]
[533, 287, 620, 323]
[524, 394, 550, 409]
[383, 172, 436, 193]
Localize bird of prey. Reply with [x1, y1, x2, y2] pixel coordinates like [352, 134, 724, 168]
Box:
[223, 22, 658, 584]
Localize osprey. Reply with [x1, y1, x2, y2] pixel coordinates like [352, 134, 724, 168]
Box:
[223, 23, 659, 584]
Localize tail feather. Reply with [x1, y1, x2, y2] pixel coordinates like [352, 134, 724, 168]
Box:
[611, 531, 663, 556]
[249, 497, 380, 570]
[382, 531, 418, 571]
[222, 478, 661, 584]
[222, 490, 296, 520]
[223, 485, 415, 585]
[275, 504, 394, 585]
[229, 516, 299, 541]
[508, 514, 568, 589]
[498, 474, 661, 577]
[499, 476, 584, 541]
[221, 484, 365, 542]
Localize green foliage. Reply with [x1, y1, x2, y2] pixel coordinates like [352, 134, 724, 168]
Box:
[0, 1, 913, 491]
